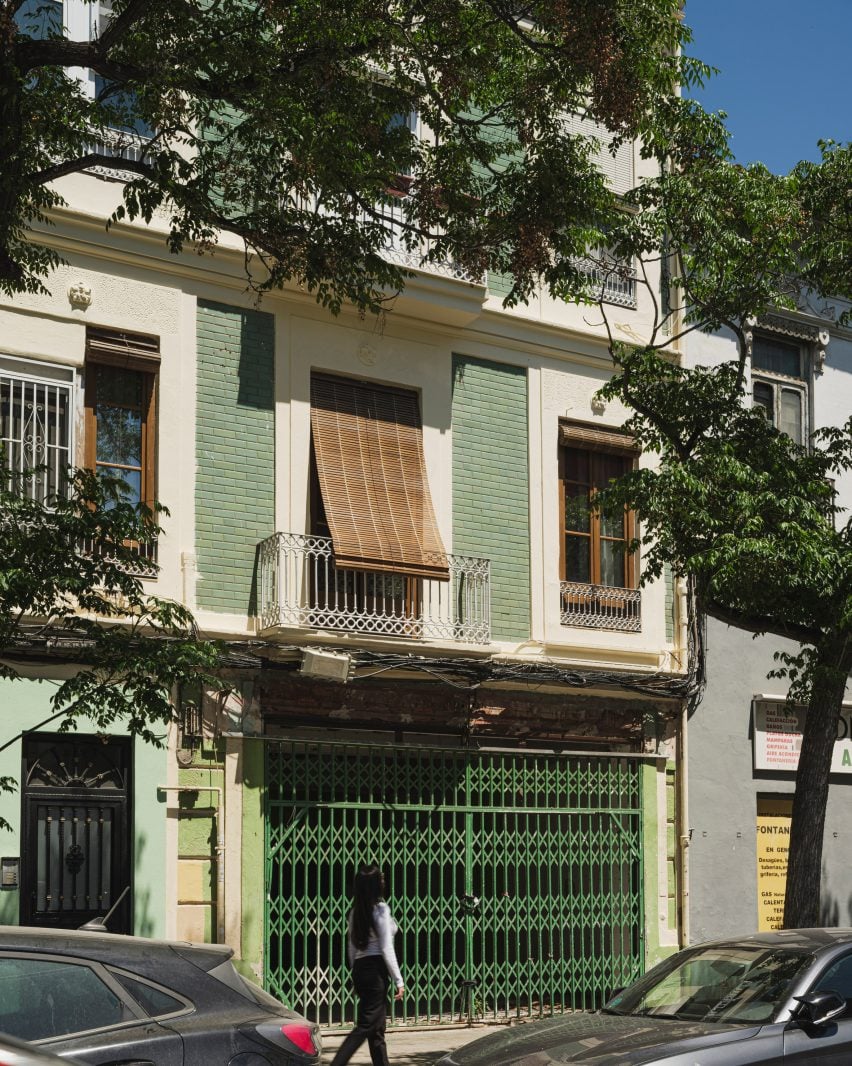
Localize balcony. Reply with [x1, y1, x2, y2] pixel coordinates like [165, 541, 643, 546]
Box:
[82, 127, 151, 182]
[258, 532, 491, 644]
[77, 536, 158, 580]
[368, 192, 479, 283]
[574, 249, 637, 308]
[560, 581, 641, 632]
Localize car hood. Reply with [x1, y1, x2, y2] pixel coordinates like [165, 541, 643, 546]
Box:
[438, 1012, 760, 1065]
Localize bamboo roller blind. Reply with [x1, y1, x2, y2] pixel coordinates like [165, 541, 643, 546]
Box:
[86, 326, 161, 371]
[559, 421, 638, 455]
[311, 373, 449, 579]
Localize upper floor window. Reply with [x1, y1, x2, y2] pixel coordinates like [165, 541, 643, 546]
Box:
[84, 327, 159, 509]
[751, 334, 808, 446]
[0, 356, 73, 501]
[559, 422, 640, 631]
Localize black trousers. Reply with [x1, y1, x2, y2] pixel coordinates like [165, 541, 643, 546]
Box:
[330, 956, 391, 1066]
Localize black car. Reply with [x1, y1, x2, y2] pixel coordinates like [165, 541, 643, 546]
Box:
[0, 1032, 85, 1066]
[0, 927, 320, 1066]
[437, 929, 852, 1065]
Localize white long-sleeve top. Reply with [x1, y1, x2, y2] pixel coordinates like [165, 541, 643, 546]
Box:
[347, 901, 404, 989]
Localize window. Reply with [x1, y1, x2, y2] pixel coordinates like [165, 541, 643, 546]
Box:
[15, 0, 62, 39]
[751, 335, 808, 446]
[0, 956, 133, 1041]
[813, 953, 852, 1016]
[559, 422, 640, 631]
[110, 971, 187, 1017]
[0, 356, 73, 501]
[310, 373, 447, 578]
[304, 373, 447, 636]
[84, 327, 159, 509]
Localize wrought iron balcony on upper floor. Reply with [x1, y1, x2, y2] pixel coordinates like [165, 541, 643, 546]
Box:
[560, 581, 641, 632]
[258, 532, 491, 645]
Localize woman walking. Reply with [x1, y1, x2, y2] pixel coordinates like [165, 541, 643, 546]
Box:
[330, 863, 404, 1066]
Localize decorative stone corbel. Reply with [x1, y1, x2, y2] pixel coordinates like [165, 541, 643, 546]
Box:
[68, 282, 93, 310]
[743, 316, 756, 359]
[815, 329, 830, 375]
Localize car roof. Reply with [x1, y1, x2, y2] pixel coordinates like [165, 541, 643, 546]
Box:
[0, 926, 234, 972]
[691, 928, 852, 955]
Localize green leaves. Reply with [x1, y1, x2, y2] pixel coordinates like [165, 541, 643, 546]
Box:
[599, 350, 852, 666]
[0, 459, 223, 749]
[3, 0, 699, 310]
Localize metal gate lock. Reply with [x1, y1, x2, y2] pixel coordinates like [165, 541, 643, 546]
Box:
[459, 893, 481, 915]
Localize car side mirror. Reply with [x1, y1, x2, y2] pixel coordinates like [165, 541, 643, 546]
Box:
[794, 990, 846, 1026]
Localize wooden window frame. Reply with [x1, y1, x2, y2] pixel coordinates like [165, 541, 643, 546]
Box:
[558, 423, 639, 593]
[84, 328, 159, 510]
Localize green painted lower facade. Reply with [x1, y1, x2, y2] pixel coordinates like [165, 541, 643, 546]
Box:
[451, 355, 530, 642]
[195, 301, 276, 615]
[236, 738, 265, 982]
[0, 676, 167, 936]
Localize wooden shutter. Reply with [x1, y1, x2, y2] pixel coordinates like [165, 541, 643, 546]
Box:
[563, 112, 634, 196]
[310, 373, 449, 580]
[559, 421, 638, 455]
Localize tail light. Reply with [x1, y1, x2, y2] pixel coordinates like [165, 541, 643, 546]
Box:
[252, 1019, 321, 1058]
[280, 1024, 319, 1056]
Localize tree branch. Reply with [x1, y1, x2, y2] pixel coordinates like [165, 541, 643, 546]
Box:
[701, 599, 826, 647]
[31, 151, 156, 185]
[97, 0, 150, 51]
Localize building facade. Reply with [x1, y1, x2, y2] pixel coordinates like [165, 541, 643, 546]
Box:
[684, 307, 852, 942]
[1, 66, 689, 1026]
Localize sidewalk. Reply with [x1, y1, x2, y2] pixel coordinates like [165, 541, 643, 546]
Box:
[320, 1025, 500, 1065]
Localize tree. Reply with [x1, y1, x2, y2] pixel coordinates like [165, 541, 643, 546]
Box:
[0, 463, 221, 829]
[593, 139, 852, 928]
[2, 0, 706, 310]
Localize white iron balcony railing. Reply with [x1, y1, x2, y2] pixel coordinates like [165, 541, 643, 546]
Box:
[560, 581, 641, 632]
[259, 532, 491, 644]
[81, 127, 151, 181]
[367, 191, 479, 283]
[77, 536, 159, 580]
[573, 248, 637, 308]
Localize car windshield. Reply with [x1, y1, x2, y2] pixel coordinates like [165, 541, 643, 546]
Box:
[604, 945, 813, 1025]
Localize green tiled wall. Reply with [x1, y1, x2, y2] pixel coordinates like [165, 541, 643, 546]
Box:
[452, 355, 530, 642]
[196, 301, 275, 614]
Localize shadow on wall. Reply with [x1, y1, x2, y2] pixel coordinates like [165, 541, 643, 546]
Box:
[819, 858, 852, 928]
[134, 831, 156, 937]
[236, 309, 274, 412]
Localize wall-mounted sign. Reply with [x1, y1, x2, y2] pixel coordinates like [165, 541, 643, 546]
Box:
[753, 700, 852, 774]
[756, 797, 792, 931]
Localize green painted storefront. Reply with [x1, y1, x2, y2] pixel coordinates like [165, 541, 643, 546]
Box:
[263, 741, 646, 1026]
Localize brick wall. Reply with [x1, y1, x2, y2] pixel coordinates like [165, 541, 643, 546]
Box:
[452, 355, 530, 642]
[196, 301, 275, 615]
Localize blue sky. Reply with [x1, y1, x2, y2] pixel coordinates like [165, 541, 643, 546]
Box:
[683, 1, 851, 173]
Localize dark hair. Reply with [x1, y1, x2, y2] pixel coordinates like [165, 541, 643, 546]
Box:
[350, 864, 385, 950]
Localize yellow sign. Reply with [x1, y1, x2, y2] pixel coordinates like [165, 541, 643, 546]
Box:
[756, 797, 793, 931]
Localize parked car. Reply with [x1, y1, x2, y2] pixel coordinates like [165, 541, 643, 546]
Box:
[0, 927, 321, 1066]
[436, 929, 852, 1064]
[0, 1032, 84, 1066]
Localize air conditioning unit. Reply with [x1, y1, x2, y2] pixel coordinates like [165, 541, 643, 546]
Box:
[300, 648, 352, 683]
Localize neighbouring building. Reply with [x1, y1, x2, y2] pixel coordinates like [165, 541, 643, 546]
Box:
[1, 8, 690, 1028]
[684, 305, 852, 942]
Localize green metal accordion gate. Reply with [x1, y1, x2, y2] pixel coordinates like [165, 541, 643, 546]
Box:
[264, 741, 644, 1026]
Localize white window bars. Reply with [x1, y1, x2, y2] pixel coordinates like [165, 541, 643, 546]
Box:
[1, 368, 73, 500]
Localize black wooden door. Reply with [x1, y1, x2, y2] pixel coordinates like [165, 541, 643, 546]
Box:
[21, 734, 132, 932]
